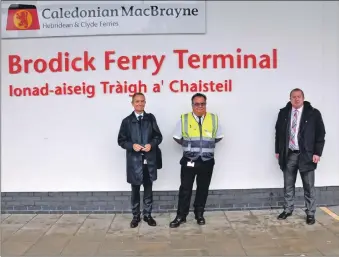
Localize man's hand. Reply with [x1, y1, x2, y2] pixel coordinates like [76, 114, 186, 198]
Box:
[313, 155, 320, 163]
[142, 144, 152, 152]
[133, 144, 144, 152]
[275, 153, 279, 159]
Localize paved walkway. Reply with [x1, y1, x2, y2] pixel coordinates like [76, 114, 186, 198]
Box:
[1, 207, 339, 256]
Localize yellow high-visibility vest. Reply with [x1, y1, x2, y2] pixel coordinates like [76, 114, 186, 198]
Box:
[181, 112, 218, 161]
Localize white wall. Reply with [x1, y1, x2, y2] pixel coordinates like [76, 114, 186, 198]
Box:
[2, 1, 339, 192]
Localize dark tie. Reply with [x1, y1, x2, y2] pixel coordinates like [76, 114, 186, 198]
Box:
[137, 115, 142, 143]
[198, 116, 202, 125]
[137, 115, 142, 131]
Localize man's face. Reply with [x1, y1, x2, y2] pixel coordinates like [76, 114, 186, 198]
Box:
[192, 96, 206, 116]
[132, 95, 145, 113]
[290, 90, 304, 109]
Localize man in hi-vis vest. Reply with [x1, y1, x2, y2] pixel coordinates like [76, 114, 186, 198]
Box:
[170, 93, 224, 228]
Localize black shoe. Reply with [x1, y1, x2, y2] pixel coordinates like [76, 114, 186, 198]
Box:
[195, 216, 205, 225]
[130, 215, 141, 228]
[169, 216, 186, 228]
[277, 211, 292, 220]
[194, 213, 206, 225]
[306, 215, 315, 225]
[143, 215, 156, 226]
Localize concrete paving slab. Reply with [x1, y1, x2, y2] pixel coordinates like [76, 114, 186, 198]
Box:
[61, 240, 101, 256]
[22, 214, 61, 229]
[330, 206, 339, 215]
[139, 213, 170, 241]
[2, 214, 37, 226]
[23, 236, 70, 256]
[1, 214, 11, 222]
[107, 214, 140, 236]
[1, 207, 339, 256]
[1, 241, 34, 256]
[205, 240, 246, 256]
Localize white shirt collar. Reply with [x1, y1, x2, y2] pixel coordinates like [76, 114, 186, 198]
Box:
[134, 111, 144, 118]
[192, 112, 204, 119]
[292, 105, 303, 113]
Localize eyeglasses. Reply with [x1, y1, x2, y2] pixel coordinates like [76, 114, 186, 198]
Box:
[193, 103, 206, 107]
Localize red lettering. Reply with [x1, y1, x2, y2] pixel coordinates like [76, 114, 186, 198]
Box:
[169, 80, 179, 93]
[117, 56, 130, 70]
[49, 52, 63, 72]
[151, 55, 164, 76]
[104, 51, 165, 76]
[100, 81, 110, 94]
[8, 82, 95, 98]
[188, 54, 200, 69]
[173, 49, 188, 69]
[33, 59, 47, 73]
[8, 55, 21, 74]
[100, 80, 147, 96]
[173, 48, 278, 70]
[8, 51, 96, 74]
[71, 57, 82, 72]
[104, 51, 115, 70]
[9, 83, 49, 97]
[169, 80, 232, 93]
[83, 52, 95, 71]
[53, 82, 95, 98]
[273, 49, 278, 68]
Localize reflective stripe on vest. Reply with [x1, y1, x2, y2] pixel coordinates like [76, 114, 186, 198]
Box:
[181, 112, 218, 161]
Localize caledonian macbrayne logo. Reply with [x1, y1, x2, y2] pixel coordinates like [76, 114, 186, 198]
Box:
[6, 4, 40, 30]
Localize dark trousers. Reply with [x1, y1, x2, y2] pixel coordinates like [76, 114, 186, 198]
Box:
[131, 164, 153, 217]
[177, 158, 214, 217]
[283, 151, 316, 215]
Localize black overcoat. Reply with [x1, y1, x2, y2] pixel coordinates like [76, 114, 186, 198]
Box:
[118, 112, 163, 185]
[275, 101, 325, 172]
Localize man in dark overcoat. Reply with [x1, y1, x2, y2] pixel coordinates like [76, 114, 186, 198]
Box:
[118, 92, 163, 228]
[275, 88, 326, 225]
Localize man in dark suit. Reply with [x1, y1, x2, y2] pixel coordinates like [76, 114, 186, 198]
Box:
[117, 92, 163, 228]
[275, 88, 325, 225]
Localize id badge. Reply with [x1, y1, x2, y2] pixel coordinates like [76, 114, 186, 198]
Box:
[187, 161, 195, 167]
